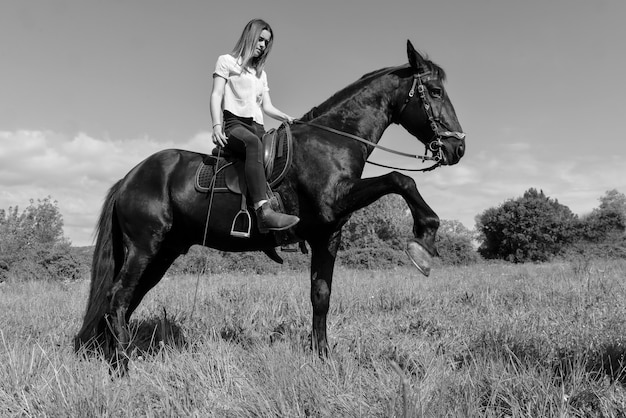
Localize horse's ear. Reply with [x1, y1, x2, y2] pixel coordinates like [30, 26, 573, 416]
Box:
[407, 40, 425, 71]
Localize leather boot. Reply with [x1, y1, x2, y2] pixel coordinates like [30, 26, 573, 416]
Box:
[256, 202, 299, 233]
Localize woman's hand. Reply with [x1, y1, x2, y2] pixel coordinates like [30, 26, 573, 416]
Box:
[212, 124, 228, 147]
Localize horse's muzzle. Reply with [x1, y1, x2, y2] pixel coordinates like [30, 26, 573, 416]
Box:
[440, 131, 466, 165]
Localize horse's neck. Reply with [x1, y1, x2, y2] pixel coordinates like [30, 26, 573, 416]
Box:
[313, 77, 396, 146]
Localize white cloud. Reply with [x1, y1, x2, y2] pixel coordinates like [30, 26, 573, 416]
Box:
[0, 130, 212, 246]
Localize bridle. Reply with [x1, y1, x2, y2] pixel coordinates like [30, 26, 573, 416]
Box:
[395, 71, 466, 170]
[296, 70, 465, 173]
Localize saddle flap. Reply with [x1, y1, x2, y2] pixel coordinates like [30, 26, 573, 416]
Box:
[262, 128, 278, 178]
[224, 161, 244, 194]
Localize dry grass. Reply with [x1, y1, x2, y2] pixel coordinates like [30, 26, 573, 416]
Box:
[1, 259, 626, 417]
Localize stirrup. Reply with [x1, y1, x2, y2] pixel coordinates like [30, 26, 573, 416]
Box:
[230, 209, 252, 238]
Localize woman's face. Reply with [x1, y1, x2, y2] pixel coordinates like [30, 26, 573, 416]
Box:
[253, 29, 272, 57]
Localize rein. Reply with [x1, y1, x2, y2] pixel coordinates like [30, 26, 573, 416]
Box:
[295, 120, 442, 172]
[294, 120, 437, 161]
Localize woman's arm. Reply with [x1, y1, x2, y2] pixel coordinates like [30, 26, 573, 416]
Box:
[261, 91, 294, 123]
[210, 75, 228, 146]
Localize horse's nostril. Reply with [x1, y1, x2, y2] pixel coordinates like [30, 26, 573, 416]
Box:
[457, 143, 465, 159]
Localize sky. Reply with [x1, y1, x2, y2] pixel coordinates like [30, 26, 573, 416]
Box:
[1, 0, 625, 246]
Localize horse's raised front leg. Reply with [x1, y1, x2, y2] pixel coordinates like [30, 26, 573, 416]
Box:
[308, 230, 341, 357]
[338, 171, 439, 275]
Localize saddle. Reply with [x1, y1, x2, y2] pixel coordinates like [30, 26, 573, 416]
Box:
[194, 122, 294, 239]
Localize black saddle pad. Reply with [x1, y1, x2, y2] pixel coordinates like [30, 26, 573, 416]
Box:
[195, 156, 232, 193]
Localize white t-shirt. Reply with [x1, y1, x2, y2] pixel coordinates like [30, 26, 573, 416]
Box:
[213, 54, 269, 125]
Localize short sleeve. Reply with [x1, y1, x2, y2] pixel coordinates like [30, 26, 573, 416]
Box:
[213, 55, 230, 79]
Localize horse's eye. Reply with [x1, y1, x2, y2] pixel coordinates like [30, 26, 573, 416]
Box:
[430, 87, 443, 98]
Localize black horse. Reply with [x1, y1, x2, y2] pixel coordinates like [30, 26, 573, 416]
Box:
[75, 41, 465, 372]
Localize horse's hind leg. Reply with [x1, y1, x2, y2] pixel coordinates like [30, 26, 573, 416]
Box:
[106, 244, 156, 374]
[125, 249, 179, 321]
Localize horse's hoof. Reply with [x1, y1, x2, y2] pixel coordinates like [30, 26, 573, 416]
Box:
[405, 241, 432, 277]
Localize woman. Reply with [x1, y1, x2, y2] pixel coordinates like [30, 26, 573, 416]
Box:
[210, 18, 299, 233]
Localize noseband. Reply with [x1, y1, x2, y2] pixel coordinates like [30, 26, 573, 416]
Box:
[398, 71, 466, 165]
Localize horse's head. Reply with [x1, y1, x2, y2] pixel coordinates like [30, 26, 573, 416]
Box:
[395, 41, 466, 166]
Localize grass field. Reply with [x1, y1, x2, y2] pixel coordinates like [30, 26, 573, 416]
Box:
[1, 259, 626, 417]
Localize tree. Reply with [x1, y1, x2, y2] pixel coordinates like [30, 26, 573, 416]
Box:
[436, 220, 480, 265]
[337, 195, 413, 268]
[341, 195, 412, 251]
[476, 188, 577, 263]
[570, 189, 626, 259]
[598, 189, 626, 217]
[575, 190, 625, 243]
[578, 209, 625, 243]
[0, 197, 80, 281]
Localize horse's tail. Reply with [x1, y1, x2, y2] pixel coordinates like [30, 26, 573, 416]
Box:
[74, 180, 124, 354]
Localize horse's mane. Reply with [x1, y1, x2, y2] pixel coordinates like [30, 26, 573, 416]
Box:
[300, 58, 446, 122]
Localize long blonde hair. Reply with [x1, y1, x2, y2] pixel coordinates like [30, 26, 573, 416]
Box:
[230, 19, 274, 77]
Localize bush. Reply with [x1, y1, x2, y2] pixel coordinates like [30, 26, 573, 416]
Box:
[341, 195, 412, 251]
[562, 236, 626, 261]
[565, 189, 625, 259]
[576, 209, 625, 243]
[476, 189, 577, 263]
[7, 242, 83, 281]
[575, 190, 625, 245]
[0, 197, 81, 281]
[435, 220, 481, 266]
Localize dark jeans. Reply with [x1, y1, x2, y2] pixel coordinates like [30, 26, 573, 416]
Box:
[223, 110, 266, 203]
